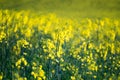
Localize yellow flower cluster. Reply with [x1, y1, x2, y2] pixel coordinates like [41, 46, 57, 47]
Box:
[0, 72, 3, 80]
[31, 65, 46, 80]
[12, 39, 31, 55]
[0, 31, 6, 43]
[17, 39, 29, 48]
[15, 57, 28, 69]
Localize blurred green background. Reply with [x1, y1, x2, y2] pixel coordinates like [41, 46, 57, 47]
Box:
[0, 0, 120, 18]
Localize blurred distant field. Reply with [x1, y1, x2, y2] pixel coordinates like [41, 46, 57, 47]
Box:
[0, 0, 120, 18]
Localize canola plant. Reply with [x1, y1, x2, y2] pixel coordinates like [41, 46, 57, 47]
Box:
[0, 10, 120, 80]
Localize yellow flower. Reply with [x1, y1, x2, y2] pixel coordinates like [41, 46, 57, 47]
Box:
[21, 57, 27, 66]
[93, 75, 97, 78]
[14, 25, 18, 32]
[71, 76, 75, 80]
[39, 70, 45, 77]
[0, 75, 3, 80]
[39, 65, 42, 70]
[100, 20, 104, 26]
[109, 77, 112, 80]
[17, 39, 29, 48]
[24, 77, 27, 80]
[16, 59, 21, 67]
[13, 45, 21, 55]
[38, 77, 42, 80]
[111, 43, 115, 54]
[32, 62, 37, 66]
[31, 71, 37, 78]
[23, 60, 27, 66]
[49, 54, 54, 59]
[23, 16, 28, 24]
[0, 31, 6, 42]
[24, 28, 32, 38]
[104, 50, 108, 60]
[31, 71, 34, 75]
[52, 70, 55, 73]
